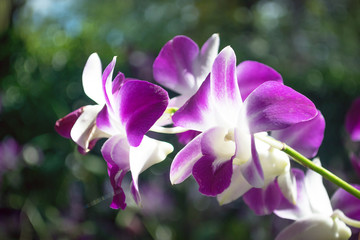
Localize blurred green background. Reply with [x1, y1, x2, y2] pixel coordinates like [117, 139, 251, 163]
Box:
[0, 0, 359, 239]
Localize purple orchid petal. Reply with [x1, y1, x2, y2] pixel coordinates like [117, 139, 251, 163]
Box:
[275, 168, 313, 220]
[216, 165, 252, 205]
[101, 135, 131, 209]
[192, 155, 233, 196]
[244, 81, 318, 133]
[82, 53, 104, 105]
[331, 184, 360, 222]
[172, 76, 215, 131]
[237, 60, 283, 100]
[345, 97, 360, 142]
[170, 133, 203, 184]
[55, 107, 84, 138]
[240, 135, 264, 188]
[176, 130, 201, 145]
[108, 167, 127, 210]
[101, 135, 130, 176]
[118, 80, 169, 147]
[272, 110, 325, 158]
[96, 105, 114, 135]
[153, 35, 199, 94]
[243, 179, 282, 215]
[112, 72, 126, 94]
[102, 56, 117, 109]
[275, 215, 351, 240]
[210, 46, 242, 127]
[129, 136, 173, 203]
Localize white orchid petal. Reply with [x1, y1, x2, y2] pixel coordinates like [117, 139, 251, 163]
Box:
[275, 215, 351, 240]
[129, 136, 174, 194]
[70, 105, 104, 150]
[305, 158, 333, 215]
[217, 165, 252, 205]
[82, 53, 105, 104]
[277, 169, 297, 205]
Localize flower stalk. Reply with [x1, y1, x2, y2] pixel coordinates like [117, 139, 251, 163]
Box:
[282, 142, 360, 200]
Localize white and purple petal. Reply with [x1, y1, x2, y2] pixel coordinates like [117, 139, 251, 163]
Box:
[96, 105, 114, 135]
[172, 76, 216, 131]
[118, 80, 169, 147]
[275, 215, 351, 240]
[274, 168, 313, 220]
[193, 33, 220, 85]
[244, 81, 318, 134]
[70, 105, 108, 152]
[201, 127, 236, 161]
[102, 56, 117, 109]
[101, 135, 131, 209]
[237, 60, 283, 101]
[190, 127, 236, 196]
[192, 155, 233, 196]
[170, 133, 203, 184]
[153, 35, 199, 94]
[271, 110, 325, 158]
[345, 97, 360, 142]
[210, 46, 242, 127]
[239, 135, 264, 188]
[129, 136, 174, 203]
[216, 165, 252, 205]
[173, 46, 242, 131]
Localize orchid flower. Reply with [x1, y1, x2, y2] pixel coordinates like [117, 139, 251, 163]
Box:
[152, 34, 220, 144]
[93, 57, 173, 210]
[56, 53, 174, 209]
[55, 53, 111, 154]
[170, 46, 322, 205]
[153, 33, 220, 110]
[274, 159, 360, 240]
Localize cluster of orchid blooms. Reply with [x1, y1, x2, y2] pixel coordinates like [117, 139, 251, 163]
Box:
[55, 34, 360, 239]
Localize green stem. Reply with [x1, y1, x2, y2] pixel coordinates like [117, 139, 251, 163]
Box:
[282, 143, 360, 200]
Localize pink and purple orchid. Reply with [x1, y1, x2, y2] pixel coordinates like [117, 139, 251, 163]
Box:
[153, 34, 220, 144]
[169, 46, 325, 205]
[274, 159, 360, 240]
[55, 53, 173, 209]
[55, 33, 360, 238]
